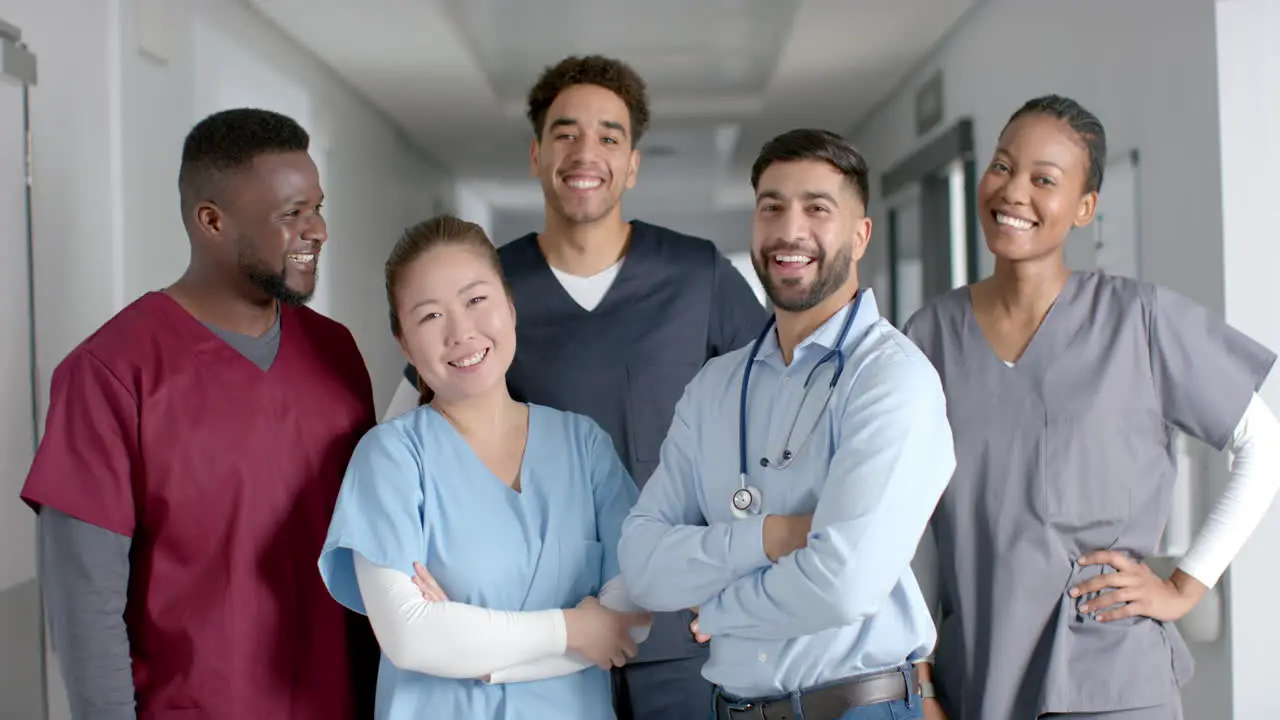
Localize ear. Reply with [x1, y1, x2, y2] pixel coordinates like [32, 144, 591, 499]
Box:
[508, 296, 517, 327]
[624, 147, 641, 190]
[1073, 191, 1099, 228]
[850, 217, 874, 263]
[194, 201, 225, 239]
[529, 137, 541, 178]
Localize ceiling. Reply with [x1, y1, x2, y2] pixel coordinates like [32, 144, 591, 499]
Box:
[247, 0, 979, 215]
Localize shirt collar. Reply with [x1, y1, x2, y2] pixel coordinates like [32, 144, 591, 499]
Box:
[755, 289, 881, 365]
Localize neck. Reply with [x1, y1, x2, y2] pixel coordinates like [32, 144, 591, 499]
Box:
[166, 265, 277, 336]
[539, 206, 630, 277]
[984, 257, 1071, 318]
[431, 386, 520, 439]
[774, 282, 860, 366]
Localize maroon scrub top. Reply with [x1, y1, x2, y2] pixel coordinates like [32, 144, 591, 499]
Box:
[22, 291, 377, 719]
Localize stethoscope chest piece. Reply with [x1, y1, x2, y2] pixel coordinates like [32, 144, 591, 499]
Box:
[730, 481, 763, 519]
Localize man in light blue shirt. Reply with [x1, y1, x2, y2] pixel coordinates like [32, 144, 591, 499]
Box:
[617, 128, 954, 720]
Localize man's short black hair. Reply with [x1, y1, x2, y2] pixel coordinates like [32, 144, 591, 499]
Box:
[751, 128, 870, 210]
[178, 108, 310, 205]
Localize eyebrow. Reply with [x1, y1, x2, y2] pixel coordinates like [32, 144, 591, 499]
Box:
[548, 117, 628, 137]
[287, 193, 323, 208]
[409, 279, 490, 312]
[994, 148, 1064, 172]
[756, 189, 840, 206]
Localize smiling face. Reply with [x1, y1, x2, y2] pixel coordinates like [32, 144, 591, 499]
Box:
[530, 83, 640, 226]
[751, 158, 870, 313]
[202, 150, 327, 306]
[978, 113, 1098, 263]
[393, 243, 516, 405]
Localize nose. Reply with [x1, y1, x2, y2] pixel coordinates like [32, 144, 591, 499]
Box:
[303, 212, 328, 245]
[781, 206, 808, 243]
[999, 173, 1032, 206]
[443, 309, 476, 346]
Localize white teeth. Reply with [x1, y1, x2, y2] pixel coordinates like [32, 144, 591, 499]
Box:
[996, 212, 1034, 230]
[287, 253, 316, 263]
[774, 254, 812, 264]
[450, 349, 487, 368]
[566, 178, 603, 190]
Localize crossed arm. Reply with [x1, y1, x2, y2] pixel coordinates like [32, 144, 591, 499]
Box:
[619, 354, 956, 640]
[355, 556, 648, 683]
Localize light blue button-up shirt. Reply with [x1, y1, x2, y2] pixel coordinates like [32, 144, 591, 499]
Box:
[617, 290, 955, 699]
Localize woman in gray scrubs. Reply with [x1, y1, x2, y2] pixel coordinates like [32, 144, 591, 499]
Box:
[904, 95, 1280, 719]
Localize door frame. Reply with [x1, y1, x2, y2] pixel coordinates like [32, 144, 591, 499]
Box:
[881, 118, 980, 325]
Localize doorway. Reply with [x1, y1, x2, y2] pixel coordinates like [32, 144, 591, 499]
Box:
[882, 119, 980, 327]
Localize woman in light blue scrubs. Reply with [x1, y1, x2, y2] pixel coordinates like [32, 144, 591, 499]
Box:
[318, 215, 650, 720]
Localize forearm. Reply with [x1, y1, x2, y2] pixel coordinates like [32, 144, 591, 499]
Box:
[486, 576, 651, 684]
[618, 514, 770, 612]
[353, 554, 566, 678]
[1177, 393, 1280, 587]
[699, 479, 946, 639]
[39, 508, 137, 719]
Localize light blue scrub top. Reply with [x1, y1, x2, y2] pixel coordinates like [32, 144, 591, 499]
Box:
[318, 403, 639, 720]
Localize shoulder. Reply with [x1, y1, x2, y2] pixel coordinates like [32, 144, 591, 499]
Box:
[352, 409, 430, 467]
[683, 341, 755, 402]
[902, 285, 969, 346]
[529, 403, 610, 449]
[55, 293, 174, 387]
[850, 320, 947, 408]
[496, 233, 540, 272]
[633, 221, 723, 265]
[1073, 270, 1152, 308]
[290, 305, 361, 347]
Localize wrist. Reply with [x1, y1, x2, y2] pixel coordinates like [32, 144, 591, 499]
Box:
[1169, 568, 1208, 608]
[561, 609, 580, 652]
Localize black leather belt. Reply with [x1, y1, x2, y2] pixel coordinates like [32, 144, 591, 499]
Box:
[713, 666, 917, 720]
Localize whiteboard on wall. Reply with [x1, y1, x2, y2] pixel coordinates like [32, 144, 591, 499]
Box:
[1093, 150, 1141, 279]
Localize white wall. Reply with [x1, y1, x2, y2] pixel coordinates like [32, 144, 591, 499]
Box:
[0, 0, 453, 715]
[1215, 2, 1280, 718]
[851, 0, 1240, 716]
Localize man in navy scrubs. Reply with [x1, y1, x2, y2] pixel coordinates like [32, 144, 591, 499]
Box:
[384, 54, 766, 720]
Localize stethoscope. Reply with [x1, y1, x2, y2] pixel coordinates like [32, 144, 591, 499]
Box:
[731, 291, 864, 519]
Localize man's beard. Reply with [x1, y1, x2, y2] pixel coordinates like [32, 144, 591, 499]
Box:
[238, 247, 314, 307]
[753, 240, 852, 313]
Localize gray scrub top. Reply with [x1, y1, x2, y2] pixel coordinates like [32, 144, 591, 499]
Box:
[903, 271, 1276, 719]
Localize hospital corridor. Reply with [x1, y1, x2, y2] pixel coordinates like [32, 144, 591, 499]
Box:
[1, 0, 1279, 718]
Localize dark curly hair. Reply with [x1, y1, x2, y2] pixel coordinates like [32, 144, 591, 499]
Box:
[526, 55, 651, 146]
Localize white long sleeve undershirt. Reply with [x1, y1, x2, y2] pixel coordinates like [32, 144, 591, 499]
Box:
[353, 553, 650, 684]
[1176, 392, 1280, 587]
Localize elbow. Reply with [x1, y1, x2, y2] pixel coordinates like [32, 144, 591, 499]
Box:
[826, 575, 892, 627]
[616, 528, 668, 611]
[370, 618, 466, 679]
[616, 556, 673, 612]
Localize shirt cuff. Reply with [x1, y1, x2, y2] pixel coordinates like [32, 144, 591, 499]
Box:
[730, 513, 770, 574]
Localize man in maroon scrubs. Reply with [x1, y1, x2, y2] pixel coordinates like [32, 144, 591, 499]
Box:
[21, 108, 377, 719]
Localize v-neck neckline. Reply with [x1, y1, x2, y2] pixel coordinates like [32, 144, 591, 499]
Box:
[150, 291, 291, 376]
[527, 221, 646, 317]
[964, 272, 1080, 377]
[429, 402, 534, 496]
